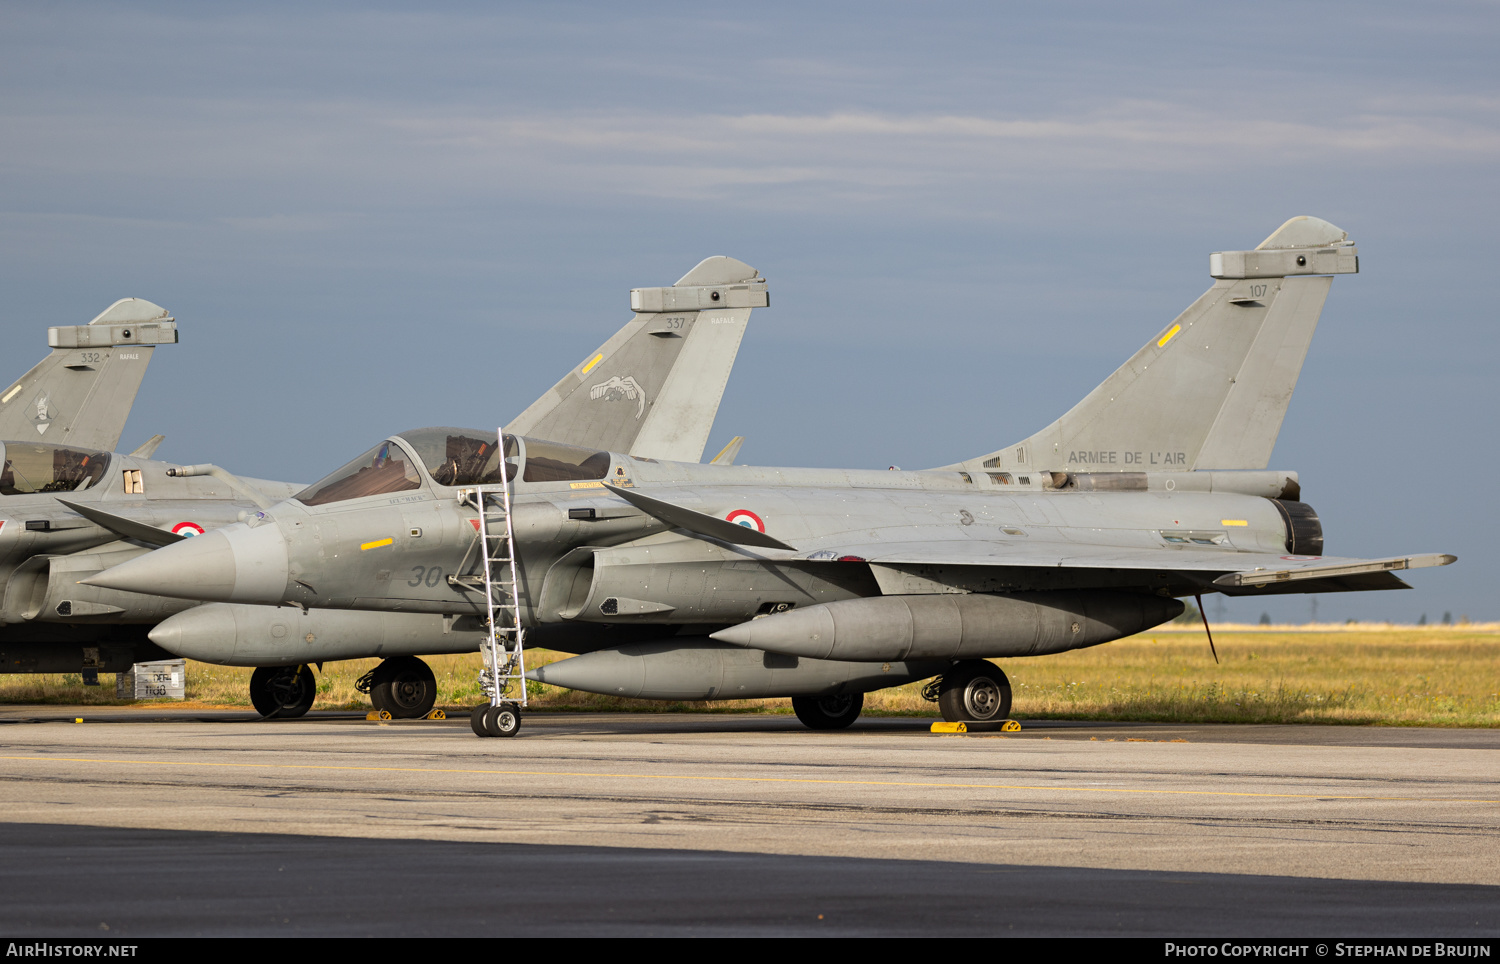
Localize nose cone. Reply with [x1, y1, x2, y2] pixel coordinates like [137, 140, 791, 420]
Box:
[82, 522, 290, 605]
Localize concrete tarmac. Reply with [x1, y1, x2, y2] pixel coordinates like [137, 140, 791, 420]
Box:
[1, 708, 1497, 937]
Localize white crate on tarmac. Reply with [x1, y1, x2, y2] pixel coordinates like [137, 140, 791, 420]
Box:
[116, 659, 186, 700]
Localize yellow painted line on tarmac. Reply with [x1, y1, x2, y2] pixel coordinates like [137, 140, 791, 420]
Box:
[0, 755, 1493, 804]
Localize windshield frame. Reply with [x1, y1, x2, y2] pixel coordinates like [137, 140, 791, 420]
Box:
[291, 437, 427, 507]
[392, 427, 517, 489]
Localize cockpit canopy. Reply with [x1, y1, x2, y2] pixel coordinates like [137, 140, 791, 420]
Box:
[294, 439, 425, 507]
[399, 427, 511, 488]
[293, 428, 613, 507]
[0, 442, 110, 496]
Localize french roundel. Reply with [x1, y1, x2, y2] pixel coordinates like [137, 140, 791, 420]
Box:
[172, 522, 206, 537]
[725, 509, 765, 533]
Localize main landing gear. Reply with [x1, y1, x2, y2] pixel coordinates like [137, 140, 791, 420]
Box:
[791, 692, 864, 730]
[249, 664, 316, 719]
[937, 659, 1013, 724]
[359, 656, 438, 719]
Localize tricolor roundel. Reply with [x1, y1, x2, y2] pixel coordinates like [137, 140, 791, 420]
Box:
[172, 522, 205, 537]
[725, 509, 765, 532]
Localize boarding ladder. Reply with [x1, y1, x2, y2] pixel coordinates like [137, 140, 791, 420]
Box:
[460, 438, 527, 712]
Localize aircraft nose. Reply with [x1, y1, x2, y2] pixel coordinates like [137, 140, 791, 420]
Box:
[82, 522, 290, 605]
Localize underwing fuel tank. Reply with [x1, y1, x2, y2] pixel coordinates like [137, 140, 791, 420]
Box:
[710, 591, 1184, 662]
[148, 604, 487, 666]
[527, 638, 947, 701]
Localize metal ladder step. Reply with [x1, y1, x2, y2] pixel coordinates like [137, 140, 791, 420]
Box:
[461, 435, 529, 711]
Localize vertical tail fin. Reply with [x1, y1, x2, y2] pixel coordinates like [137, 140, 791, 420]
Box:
[947, 217, 1357, 476]
[0, 299, 177, 452]
[505, 257, 766, 461]
[710, 435, 746, 465]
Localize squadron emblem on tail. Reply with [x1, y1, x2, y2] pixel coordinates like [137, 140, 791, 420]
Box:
[32, 392, 55, 435]
[589, 375, 647, 419]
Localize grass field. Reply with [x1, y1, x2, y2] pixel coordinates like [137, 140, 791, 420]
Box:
[5, 625, 1497, 726]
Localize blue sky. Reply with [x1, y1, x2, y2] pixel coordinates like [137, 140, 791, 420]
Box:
[2, 2, 1495, 621]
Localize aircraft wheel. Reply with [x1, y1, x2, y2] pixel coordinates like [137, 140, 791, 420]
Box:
[791, 692, 863, 730]
[484, 702, 521, 738]
[250, 664, 316, 720]
[470, 705, 491, 737]
[938, 660, 1012, 723]
[368, 681, 391, 716]
[368, 656, 437, 719]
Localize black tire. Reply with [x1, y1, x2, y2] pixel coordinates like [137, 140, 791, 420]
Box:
[470, 704, 491, 737]
[368, 679, 391, 716]
[368, 656, 437, 719]
[484, 703, 521, 738]
[249, 665, 316, 720]
[791, 692, 864, 730]
[938, 660, 1012, 723]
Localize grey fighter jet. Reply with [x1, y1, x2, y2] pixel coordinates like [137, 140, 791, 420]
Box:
[0, 297, 204, 678]
[86, 219, 1456, 733]
[0, 298, 179, 453]
[5, 257, 767, 717]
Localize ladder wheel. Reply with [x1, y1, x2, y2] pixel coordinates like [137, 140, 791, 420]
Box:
[470, 705, 491, 737]
[484, 703, 522, 738]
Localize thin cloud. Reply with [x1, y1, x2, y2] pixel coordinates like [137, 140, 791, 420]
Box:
[3, 96, 1496, 218]
[384, 102, 1500, 204]
[219, 214, 342, 232]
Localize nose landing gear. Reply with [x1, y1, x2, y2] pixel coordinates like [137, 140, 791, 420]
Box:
[470, 702, 521, 738]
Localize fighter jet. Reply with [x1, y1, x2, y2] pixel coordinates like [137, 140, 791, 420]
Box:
[0, 297, 207, 678]
[0, 298, 179, 453]
[6, 256, 768, 717]
[86, 219, 1456, 734]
